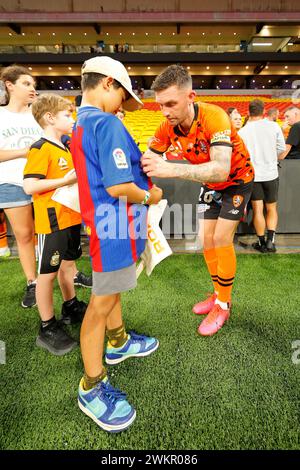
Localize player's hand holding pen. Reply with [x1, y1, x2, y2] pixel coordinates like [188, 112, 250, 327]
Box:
[142, 151, 174, 178]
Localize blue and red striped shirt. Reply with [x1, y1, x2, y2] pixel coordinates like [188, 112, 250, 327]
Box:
[71, 106, 150, 272]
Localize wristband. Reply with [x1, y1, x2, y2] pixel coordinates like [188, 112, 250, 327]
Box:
[141, 190, 151, 205]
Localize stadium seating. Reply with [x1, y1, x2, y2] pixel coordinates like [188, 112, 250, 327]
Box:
[123, 95, 293, 152]
[63, 93, 292, 153]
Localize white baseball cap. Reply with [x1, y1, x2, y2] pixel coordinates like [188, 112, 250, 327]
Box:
[81, 56, 143, 111]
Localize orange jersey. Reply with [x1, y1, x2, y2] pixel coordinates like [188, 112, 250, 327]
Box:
[150, 102, 254, 190]
[24, 138, 81, 234]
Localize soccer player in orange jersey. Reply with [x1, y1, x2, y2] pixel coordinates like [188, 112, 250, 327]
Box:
[142, 65, 254, 336]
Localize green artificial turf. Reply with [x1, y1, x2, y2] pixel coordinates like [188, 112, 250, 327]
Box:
[0, 254, 299, 450]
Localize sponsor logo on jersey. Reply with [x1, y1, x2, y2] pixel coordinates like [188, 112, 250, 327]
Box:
[232, 195, 244, 208]
[50, 251, 60, 267]
[58, 157, 69, 170]
[211, 130, 231, 145]
[112, 148, 128, 169]
[199, 140, 209, 154]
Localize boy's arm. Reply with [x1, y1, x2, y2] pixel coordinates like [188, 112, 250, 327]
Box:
[106, 182, 162, 205]
[23, 171, 77, 196]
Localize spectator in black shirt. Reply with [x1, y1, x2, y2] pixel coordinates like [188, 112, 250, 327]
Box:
[279, 106, 300, 160]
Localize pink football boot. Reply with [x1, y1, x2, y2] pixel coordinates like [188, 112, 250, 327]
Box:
[197, 304, 230, 336]
[192, 293, 217, 315]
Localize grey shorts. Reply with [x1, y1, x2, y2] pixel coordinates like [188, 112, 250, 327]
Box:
[92, 263, 137, 296]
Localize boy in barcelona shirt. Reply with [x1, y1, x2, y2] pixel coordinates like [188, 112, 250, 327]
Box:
[71, 56, 163, 433]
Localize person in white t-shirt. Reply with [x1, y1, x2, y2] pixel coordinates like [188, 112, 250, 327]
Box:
[0, 66, 92, 308]
[0, 65, 43, 307]
[238, 99, 286, 253]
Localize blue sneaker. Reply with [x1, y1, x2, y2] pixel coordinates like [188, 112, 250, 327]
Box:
[78, 377, 136, 433]
[105, 331, 159, 365]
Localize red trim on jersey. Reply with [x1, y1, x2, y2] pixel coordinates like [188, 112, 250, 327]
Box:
[71, 126, 103, 272]
[126, 203, 138, 263]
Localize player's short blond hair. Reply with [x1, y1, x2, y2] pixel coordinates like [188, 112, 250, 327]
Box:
[31, 93, 72, 128]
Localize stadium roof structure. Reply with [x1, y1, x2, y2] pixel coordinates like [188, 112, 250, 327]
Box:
[0, 3, 299, 90]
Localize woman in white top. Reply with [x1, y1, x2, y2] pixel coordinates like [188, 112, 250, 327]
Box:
[0, 65, 43, 307]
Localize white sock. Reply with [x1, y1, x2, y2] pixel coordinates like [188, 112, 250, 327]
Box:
[215, 298, 229, 310]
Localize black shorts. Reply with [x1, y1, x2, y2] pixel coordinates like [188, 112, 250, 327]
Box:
[251, 178, 279, 203]
[198, 181, 253, 221]
[37, 224, 82, 274]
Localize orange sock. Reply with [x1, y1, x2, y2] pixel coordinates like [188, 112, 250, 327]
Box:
[203, 248, 218, 293]
[215, 245, 236, 303]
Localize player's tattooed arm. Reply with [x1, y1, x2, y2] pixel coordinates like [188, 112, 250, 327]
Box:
[172, 145, 231, 182]
[141, 145, 231, 183]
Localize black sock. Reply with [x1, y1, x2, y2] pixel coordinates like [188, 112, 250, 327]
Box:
[63, 296, 77, 308]
[267, 230, 275, 243]
[41, 316, 56, 330]
[258, 235, 266, 246]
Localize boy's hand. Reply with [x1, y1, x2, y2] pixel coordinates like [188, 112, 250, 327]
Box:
[63, 169, 77, 185]
[148, 185, 163, 205]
